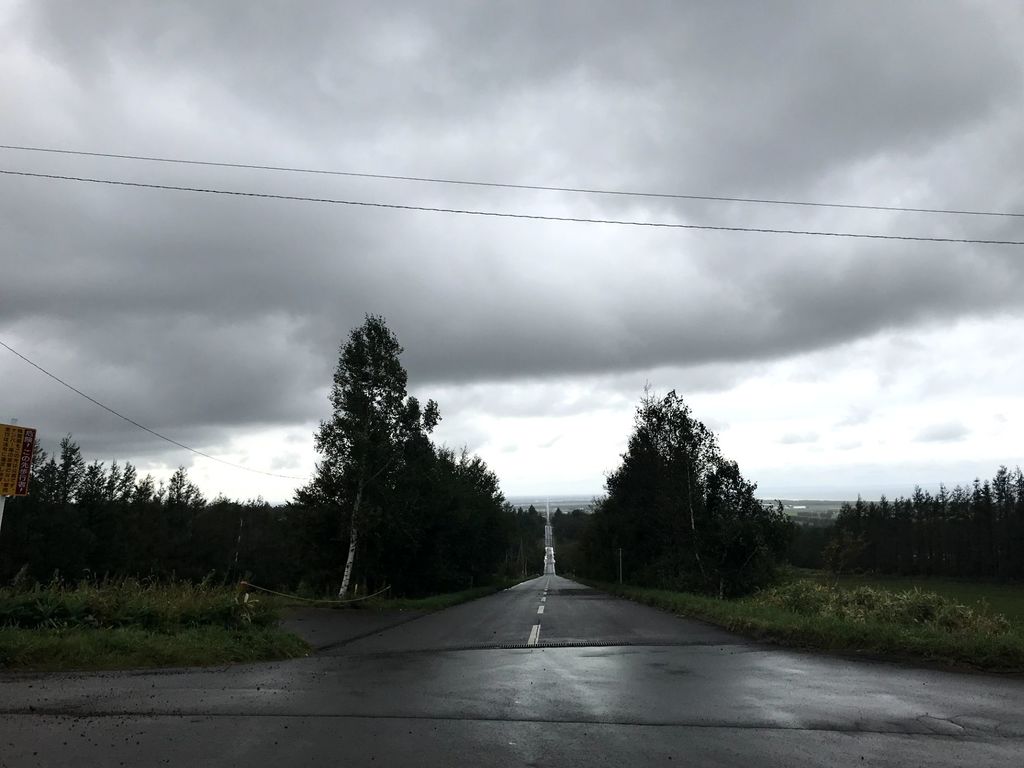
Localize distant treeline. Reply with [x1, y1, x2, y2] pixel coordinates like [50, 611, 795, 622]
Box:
[8, 315, 1014, 596]
[553, 468, 1024, 586]
[788, 467, 1024, 580]
[2, 315, 555, 597]
[830, 468, 1024, 579]
[0, 435, 546, 596]
[7, 437, 1019, 593]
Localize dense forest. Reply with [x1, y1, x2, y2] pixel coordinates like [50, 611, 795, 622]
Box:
[0, 436, 546, 596]
[0, 316, 547, 597]
[2, 315, 1018, 596]
[813, 468, 1024, 580]
[568, 390, 791, 597]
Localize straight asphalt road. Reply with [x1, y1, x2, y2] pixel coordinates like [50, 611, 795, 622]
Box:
[2, 575, 1024, 766]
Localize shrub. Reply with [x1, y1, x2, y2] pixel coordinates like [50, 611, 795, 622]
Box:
[757, 582, 1010, 635]
[0, 578, 278, 631]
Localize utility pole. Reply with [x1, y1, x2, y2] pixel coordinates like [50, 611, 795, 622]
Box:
[617, 548, 623, 584]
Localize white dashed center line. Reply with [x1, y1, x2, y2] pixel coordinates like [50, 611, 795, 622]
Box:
[527, 623, 540, 646]
[528, 581, 550, 645]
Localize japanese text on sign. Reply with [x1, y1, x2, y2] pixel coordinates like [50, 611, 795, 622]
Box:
[0, 424, 36, 496]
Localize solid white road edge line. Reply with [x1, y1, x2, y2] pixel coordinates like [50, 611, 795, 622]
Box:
[527, 623, 540, 646]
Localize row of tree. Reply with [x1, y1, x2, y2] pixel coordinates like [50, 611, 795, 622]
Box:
[1, 439, 305, 586]
[0, 320, 800, 598]
[0, 434, 549, 596]
[1, 316, 548, 596]
[823, 468, 1024, 580]
[20, 314, 1009, 599]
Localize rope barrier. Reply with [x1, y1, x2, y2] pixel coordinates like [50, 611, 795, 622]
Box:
[239, 581, 391, 605]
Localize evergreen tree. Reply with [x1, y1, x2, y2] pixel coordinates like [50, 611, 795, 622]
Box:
[581, 389, 788, 596]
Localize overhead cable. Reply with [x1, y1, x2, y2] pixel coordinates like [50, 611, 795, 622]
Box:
[2, 168, 1021, 246]
[0, 339, 306, 481]
[1, 142, 1021, 219]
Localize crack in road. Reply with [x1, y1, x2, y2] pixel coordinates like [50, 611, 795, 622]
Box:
[1, 709, 1019, 740]
[329, 639, 763, 657]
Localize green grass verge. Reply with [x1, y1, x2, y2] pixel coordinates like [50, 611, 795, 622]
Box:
[587, 580, 1024, 671]
[0, 580, 309, 672]
[797, 571, 1024, 628]
[0, 579, 278, 630]
[0, 626, 309, 672]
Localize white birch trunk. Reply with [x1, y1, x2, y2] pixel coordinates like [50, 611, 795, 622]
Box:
[685, 462, 707, 581]
[338, 485, 363, 598]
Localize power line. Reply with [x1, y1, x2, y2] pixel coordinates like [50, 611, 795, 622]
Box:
[2, 142, 1021, 219]
[2, 168, 1022, 246]
[0, 339, 306, 481]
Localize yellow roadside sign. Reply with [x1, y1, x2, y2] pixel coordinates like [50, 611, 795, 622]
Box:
[0, 423, 36, 496]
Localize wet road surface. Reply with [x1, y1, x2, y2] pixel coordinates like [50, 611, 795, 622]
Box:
[2, 575, 1024, 766]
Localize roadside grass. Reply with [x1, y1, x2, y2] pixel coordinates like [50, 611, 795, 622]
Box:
[589, 580, 1024, 671]
[0, 626, 308, 672]
[0, 578, 279, 630]
[0, 579, 309, 672]
[794, 570, 1024, 628]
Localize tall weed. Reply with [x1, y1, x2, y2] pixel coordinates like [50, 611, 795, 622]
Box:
[0, 577, 276, 631]
[758, 581, 1010, 635]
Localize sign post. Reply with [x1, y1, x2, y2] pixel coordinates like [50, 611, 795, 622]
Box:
[0, 423, 36, 536]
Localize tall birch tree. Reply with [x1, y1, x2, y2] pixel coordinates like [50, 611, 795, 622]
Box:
[300, 315, 425, 597]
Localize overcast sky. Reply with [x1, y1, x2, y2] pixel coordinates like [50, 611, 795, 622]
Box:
[2, 1, 1023, 503]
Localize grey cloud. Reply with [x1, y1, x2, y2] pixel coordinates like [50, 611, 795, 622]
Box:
[779, 432, 819, 445]
[270, 452, 302, 472]
[755, 457, 1014, 500]
[836, 406, 874, 428]
[3, 1, 1023, 469]
[915, 422, 970, 443]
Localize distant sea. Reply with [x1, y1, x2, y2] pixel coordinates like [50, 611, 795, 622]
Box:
[506, 494, 602, 512]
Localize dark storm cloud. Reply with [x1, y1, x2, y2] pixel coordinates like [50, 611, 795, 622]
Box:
[2, 0, 1023, 465]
